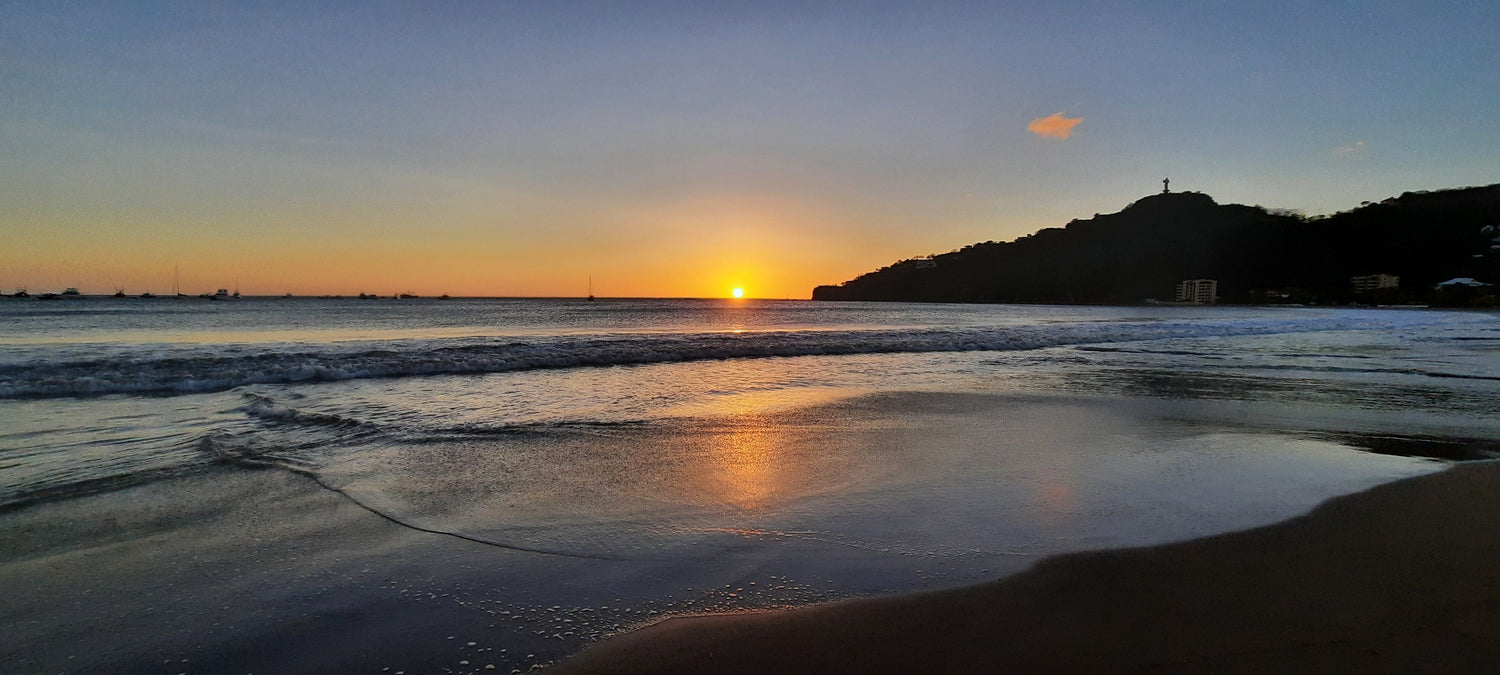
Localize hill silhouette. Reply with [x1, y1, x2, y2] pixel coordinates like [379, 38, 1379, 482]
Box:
[813, 184, 1500, 305]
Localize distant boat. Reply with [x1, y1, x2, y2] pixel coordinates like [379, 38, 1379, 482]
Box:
[399, 293, 419, 299]
[587, 276, 596, 301]
[38, 293, 60, 301]
[283, 292, 293, 298]
[438, 294, 451, 300]
[139, 292, 155, 299]
[12, 289, 28, 298]
[61, 288, 81, 297]
[174, 266, 186, 298]
[202, 289, 230, 300]
[112, 289, 127, 298]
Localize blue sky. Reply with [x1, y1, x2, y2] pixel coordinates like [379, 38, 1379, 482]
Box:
[3, 1, 1497, 296]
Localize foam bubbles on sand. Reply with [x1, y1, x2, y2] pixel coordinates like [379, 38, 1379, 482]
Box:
[380, 571, 846, 672]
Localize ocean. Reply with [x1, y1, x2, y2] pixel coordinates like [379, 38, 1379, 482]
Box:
[3, 297, 1498, 671]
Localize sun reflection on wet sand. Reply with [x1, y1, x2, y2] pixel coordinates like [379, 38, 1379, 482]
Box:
[1036, 475, 1076, 525]
[706, 421, 780, 511]
[684, 386, 859, 512]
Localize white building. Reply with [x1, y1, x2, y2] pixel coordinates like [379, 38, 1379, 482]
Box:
[1175, 279, 1218, 304]
[1351, 274, 1400, 292]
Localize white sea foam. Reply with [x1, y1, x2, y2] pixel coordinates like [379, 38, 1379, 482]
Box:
[0, 316, 1409, 399]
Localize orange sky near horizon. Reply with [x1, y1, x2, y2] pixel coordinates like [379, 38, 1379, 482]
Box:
[5, 4, 1497, 299]
[1, 191, 906, 299]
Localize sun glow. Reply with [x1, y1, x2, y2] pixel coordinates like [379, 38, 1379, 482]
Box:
[731, 287, 744, 298]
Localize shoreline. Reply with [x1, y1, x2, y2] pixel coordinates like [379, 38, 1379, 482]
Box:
[557, 461, 1500, 673]
[0, 392, 1484, 674]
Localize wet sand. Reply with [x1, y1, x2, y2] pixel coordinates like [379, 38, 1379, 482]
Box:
[2, 459, 1489, 674]
[0, 392, 1473, 674]
[558, 461, 1500, 674]
[0, 468, 612, 673]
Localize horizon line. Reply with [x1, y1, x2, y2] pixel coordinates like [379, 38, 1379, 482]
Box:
[0, 293, 810, 301]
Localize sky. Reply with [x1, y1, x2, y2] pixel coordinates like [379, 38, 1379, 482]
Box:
[3, 1, 1498, 298]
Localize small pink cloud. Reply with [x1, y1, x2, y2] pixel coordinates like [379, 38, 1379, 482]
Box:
[1027, 112, 1083, 140]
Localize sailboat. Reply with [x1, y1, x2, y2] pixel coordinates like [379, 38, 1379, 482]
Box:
[587, 276, 596, 301]
[174, 266, 186, 299]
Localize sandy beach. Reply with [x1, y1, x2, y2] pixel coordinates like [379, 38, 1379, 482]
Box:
[1, 389, 1467, 674]
[2, 450, 1487, 674]
[558, 461, 1500, 674]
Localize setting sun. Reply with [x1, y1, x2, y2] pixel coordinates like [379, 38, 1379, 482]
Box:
[732, 287, 745, 298]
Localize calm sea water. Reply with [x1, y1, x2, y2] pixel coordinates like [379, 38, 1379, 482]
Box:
[2, 297, 1498, 549]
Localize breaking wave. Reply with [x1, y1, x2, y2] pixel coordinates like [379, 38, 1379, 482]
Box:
[0, 316, 1406, 399]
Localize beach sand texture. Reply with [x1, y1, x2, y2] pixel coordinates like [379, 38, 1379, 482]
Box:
[559, 461, 1500, 674]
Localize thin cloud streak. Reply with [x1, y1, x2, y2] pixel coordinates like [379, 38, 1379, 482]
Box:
[1332, 140, 1366, 156]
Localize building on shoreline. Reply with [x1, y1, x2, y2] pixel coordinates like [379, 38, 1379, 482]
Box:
[1351, 274, 1400, 293]
[1175, 279, 1218, 304]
